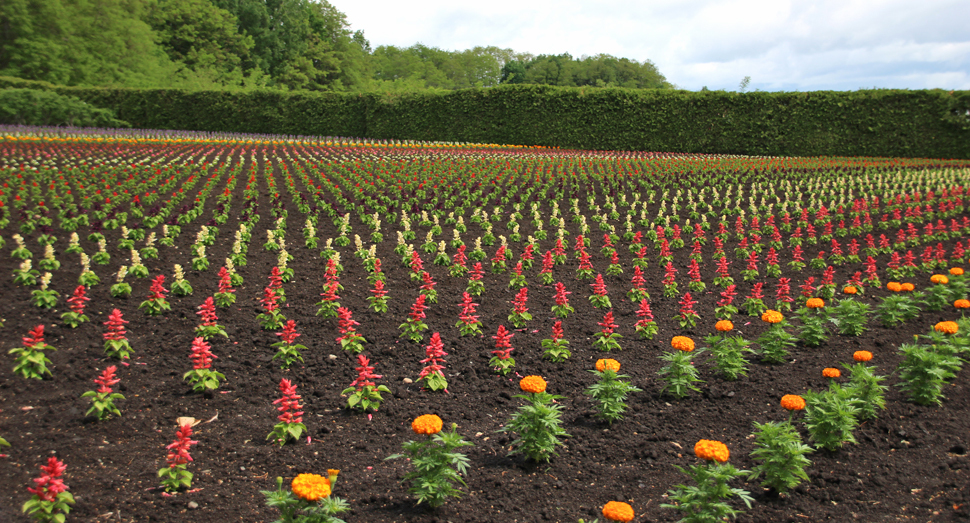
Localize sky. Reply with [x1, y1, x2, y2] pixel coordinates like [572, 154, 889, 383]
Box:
[335, 0, 970, 91]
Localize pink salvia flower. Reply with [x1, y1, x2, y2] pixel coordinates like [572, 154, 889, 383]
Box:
[277, 320, 301, 345]
[166, 424, 198, 468]
[196, 297, 219, 326]
[27, 457, 69, 503]
[419, 332, 448, 380]
[94, 366, 120, 394]
[273, 379, 303, 424]
[103, 310, 128, 341]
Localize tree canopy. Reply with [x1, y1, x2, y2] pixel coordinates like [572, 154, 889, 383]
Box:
[0, 0, 672, 92]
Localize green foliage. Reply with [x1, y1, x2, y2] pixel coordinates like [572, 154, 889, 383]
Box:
[662, 461, 753, 523]
[498, 391, 569, 462]
[9, 341, 55, 379]
[386, 424, 473, 508]
[875, 294, 922, 327]
[795, 307, 829, 347]
[802, 385, 860, 451]
[895, 342, 960, 406]
[843, 363, 887, 420]
[183, 367, 226, 392]
[828, 299, 870, 336]
[747, 421, 813, 494]
[81, 389, 125, 420]
[585, 368, 642, 424]
[0, 88, 130, 127]
[342, 384, 391, 412]
[705, 334, 754, 381]
[658, 349, 705, 398]
[756, 323, 796, 364]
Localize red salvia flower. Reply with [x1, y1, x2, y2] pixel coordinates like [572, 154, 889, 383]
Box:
[602, 234, 614, 249]
[410, 250, 424, 274]
[599, 310, 618, 334]
[821, 266, 835, 286]
[511, 287, 529, 314]
[678, 292, 698, 318]
[94, 365, 120, 394]
[188, 337, 216, 369]
[277, 320, 301, 345]
[550, 320, 564, 341]
[408, 294, 428, 322]
[688, 259, 702, 283]
[419, 332, 448, 380]
[521, 244, 534, 262]
[166, 424, 198, 468]
[67, 285, 89, 314]
[273, 379, 303, 425]
[492, 245, 507, 265]
[659, 239, 672, 259]
[554, 282, 571, 306]
[348, 354, 382, 390]
[27, 457, 69, 503]
[103, 309, 128, 342]
[458, 292, 479, 323]
[717, 284, 737, 307]
[371, 279, 387, 299]
[23, 325, 45, 348]
[217, 267, 234, 295]
[469, 262, 485, 281]
[903, 250, 917, 269]
[848, 239, 860, 256]
[420, 271, 436, 292]
[630, 265, 646, 289]
[268, 266, 283, 292]
[663, 261, 678, 285]
[765, 247, 779, 266]
[491, 325, 515, 359]
[540, 250, 554, 274]
[715, 255, 731, 278]
[196, 297, 219, 326]
[691, 240, 702, 258]
[800, 277, 816, 297]
[591, 274, 609, 296]
[749, 282, 765, 300]
[574, 234, 586, 252]
[655, 225, 666, 240]
[320, 281, 340, 302]
[148, 275, 168, 301]
[610, 250, 620, 265]
[776, 278, 793, 305]
[336, 308, 359, 335]
[552, 238, 566, 258]
[830, 239, 842, 256]
[577, 250, 594, 272]
[260, 286, 280, 313]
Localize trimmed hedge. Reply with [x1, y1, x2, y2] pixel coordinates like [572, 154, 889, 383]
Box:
[2, 76, 968, 158]
[0, 88, 129, 128]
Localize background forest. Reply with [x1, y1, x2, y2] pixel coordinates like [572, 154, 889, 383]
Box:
[0, 0, 672, 92]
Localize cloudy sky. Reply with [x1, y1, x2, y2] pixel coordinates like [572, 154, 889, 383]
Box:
[335, 0, 969, 91]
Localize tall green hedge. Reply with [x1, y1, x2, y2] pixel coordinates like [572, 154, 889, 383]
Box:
[2, 76, 968, 158]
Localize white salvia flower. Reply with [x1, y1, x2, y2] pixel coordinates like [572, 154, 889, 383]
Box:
[277, 237, 286, 250]
[425, 231, 434, 243]
[278, 250, 288, 269]
[266, 230, 276, 241]
[368, 245, 377, 258]
[421, 211, 429, 222]
[499, 235, 508, 247]
[80, 253, 90, 271]
[44, 244, 55, 260]
[457, 216, 465, 227]
[20, 259, 32, 272]
[433, 215, 440, 226]
[174, 264, 185, 282]
[131, 250, 142, 265]
[325, 238, 333, 249]
[98, 239, 107, 252]
[13, 234, 25, 248]
[453, 229, 461, 241]
[396, 231, 405, 245]
[224, 259, 236, 275]
[438, 241, 447, 253]
[40, 272, 51, 290]
[195, 245, 206, 258]
[233, 242, 241, 254]
[68, 232, 80, 247]
[116, 266, 128, 282]
[121, 226, 130, 239]
[235, 230, 243, 242]
[354, 234, 363, 251]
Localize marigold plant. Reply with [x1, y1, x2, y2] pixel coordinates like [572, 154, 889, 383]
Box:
[663, 440, 752, 522]
[499, 376, 569, 462]
[386, 416, 473, 508]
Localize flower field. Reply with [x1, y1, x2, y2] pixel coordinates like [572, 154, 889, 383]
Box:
[2, 126, 970, 522]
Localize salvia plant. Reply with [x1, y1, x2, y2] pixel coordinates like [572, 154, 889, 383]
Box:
[82, 366, 125, 420]
[10, 325, 56, 379]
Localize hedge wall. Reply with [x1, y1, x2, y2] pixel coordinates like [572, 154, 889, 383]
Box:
[2, 76, 968, 158]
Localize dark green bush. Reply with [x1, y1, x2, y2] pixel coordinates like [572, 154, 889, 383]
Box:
[0, 88, 130, 128]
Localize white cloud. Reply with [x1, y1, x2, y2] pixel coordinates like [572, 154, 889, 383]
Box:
[333, 0, 970, 90]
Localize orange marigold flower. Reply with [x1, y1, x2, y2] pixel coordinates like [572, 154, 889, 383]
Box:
[602, 501, 635, 522]
[694, 439, 730, 462]
[761, 309, 784, 324]
[843, 286, 858, 295]
[955, 299, 970, 309]
[412, 414, 443, 435]
[886, 282, 902, 292]
[780, 394, 806, 411]
[292, 473, 331, 501]
[806, 297, 825, 309]
[715, 320, 734, 332]
[520, 375, 547, 394]
[596, 359, 621, 372]
[901, 282, 915, 292]
[822, 368, 841, 379]
[935, 321, 959, 335]
[951, 267, 965, 276]
[930, 274, 949, 285]
[671, 336, 695, 352]
[853, 350, 873, 362]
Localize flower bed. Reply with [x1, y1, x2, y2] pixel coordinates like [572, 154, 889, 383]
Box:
[1, 128, 969, 522]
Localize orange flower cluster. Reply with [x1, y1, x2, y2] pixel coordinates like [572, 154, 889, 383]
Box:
[715, 320, 734, 332]
[822, 368, 841, 378]
[761, 310, 784, 324]
[671, 336, 695, 352]
[520, 375, 547, 394]
[951, 267, 965, 276]
[935, 321, 959, 335]
[412, 414, 443, 435]
[853, 350, 873, 362]
[930, 274, 949, 285]
[694, 439, 730, 462]
[292, 473, 331, 501]
[955, 299, 970, 309]
[901, 282, 915, 292]
[602, 501, 635, 522]
[596, 359, 621, 372]
[806, 297, 825, 309]
[886, 282, 902, 292]
[780, 394, 806, 411]
[843, 286, 858, 295]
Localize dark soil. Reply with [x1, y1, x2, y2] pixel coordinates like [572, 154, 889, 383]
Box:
[1, 141, 969, 523]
